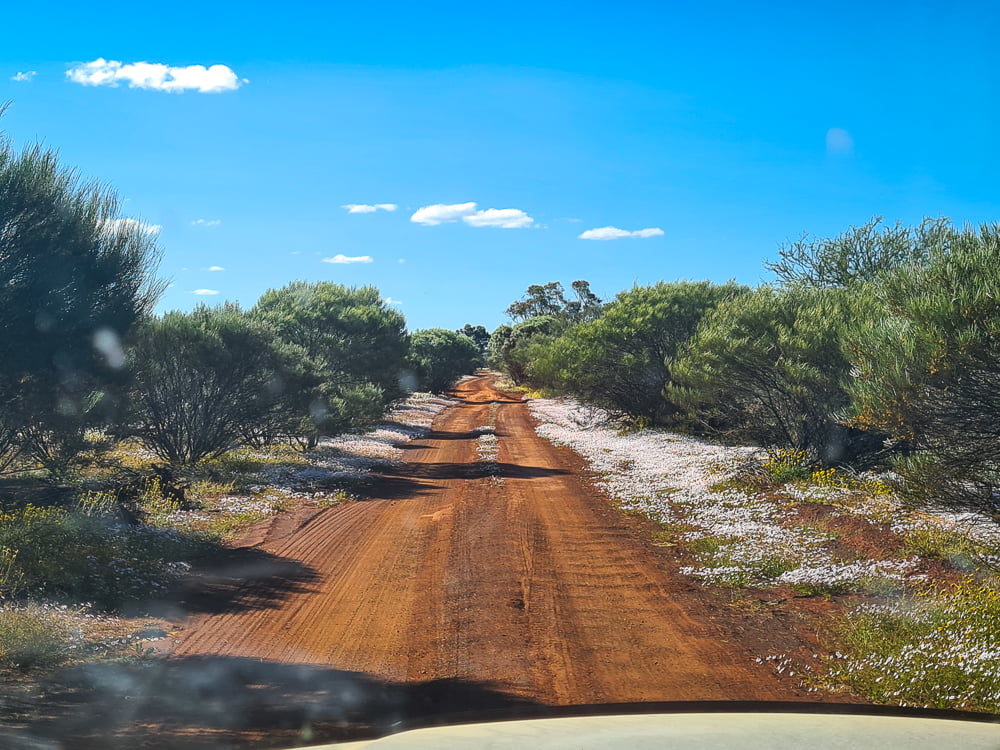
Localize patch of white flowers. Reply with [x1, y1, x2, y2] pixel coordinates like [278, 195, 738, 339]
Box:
[529, 398, 926, 591]
[474, 425, 502, 483]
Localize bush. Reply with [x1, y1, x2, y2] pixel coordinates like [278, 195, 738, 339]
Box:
[765, 216, 957, 288]
[531, 281, 746, 422]
[255, 281, 408, 401]
[0, 604, 73, 671]
[406, 329, 482, 393]
[670, 285, 866, 462]
[489, 315, 565, 385]
[845, 224, 1000, 515]
[0, 504, 202, 608]
[0, 128, 163, 472]
[125, 304, 299, 464]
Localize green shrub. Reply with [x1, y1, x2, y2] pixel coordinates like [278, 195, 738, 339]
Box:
[406, 329, 482, 393]
[670, 285, 864, 462]
[0, 125, 164, 474]
[531, 281, 747, 423]
[255, 281, 408, 401]
[124, 304, 303, 464]
[0, 504, 204, 608]
[0, 604, 73, 671]
[845, 224, 1000, 515]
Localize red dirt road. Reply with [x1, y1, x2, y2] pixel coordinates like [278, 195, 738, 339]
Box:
[171, 374, 798, 706]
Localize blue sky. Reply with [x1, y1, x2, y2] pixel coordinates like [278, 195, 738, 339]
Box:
[2, 1, 997, 331]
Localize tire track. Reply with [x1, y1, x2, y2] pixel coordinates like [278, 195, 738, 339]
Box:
[172, 375, 803, 705]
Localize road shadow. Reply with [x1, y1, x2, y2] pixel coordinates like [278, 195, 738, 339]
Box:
[383, 461, 568, 482]
[7, 656, 541, 749]
[147, 547, 322, 618]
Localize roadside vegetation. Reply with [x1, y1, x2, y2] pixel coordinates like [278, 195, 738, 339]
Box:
[0, 120, 480, 675]
[6, 106, 1000, 715]
[498, 217, 1000, 712]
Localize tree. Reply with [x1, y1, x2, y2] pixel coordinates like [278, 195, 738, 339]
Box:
[765, 216, 957, 288]
[407, 329, 482, 393]
[254, 282, 408, 400]
[0, 130, 163, 470]
[670, 285, 869, 462]
[457, 324, 490, 356]
[489, 315, 565, 385]
[532, 281, 746, 422]
[505, 280, 603, 323]
[125, 305, 297, 464]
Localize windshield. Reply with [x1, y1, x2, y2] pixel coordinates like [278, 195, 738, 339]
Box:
[1, 2, 999, 747]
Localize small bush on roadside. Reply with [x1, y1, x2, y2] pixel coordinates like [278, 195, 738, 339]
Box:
[0, 504, 205, 608]
[0, 604, 73, 671]
[764, 449, 811, 483]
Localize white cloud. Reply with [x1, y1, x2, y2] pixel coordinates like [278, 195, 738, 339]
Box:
[397, 258, 406, 264]
[463, 208, 534, 229]
[205, 266, 225, 272]
[579, 226, 664, 240]
[192, 289, 219, 295]
[103, 217, 162, 236]
[11, 71, 36, 82]
[323, 254, 374, 264]
[410, 202, 478, 225]
[411, 202, 534, 228]
[66, 58, 245, 93]
[385, 297, 402, 305]
[191, 218, 221, 227]
[343, 203, 398, 214]
[826, 127, 854, 156]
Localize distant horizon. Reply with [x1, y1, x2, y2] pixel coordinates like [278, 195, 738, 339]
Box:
[4, 0, 997, 331]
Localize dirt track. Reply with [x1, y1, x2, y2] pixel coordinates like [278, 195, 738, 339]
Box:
[171, 375, 798, 706]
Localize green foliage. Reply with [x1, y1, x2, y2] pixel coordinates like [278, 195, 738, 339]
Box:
[407, 329, 482, 393]
[845, 224, 1000, 514]
[0, 604, 73, 671]
[310, 381, 386, 439]
[0, 504, 204, 608]
[531, 281, 746, 422]
[491, 315, 566, 385]
[763, 449, 812, 483]
[457, 324, 491, 356]
[766, 216, 957, 288]
[255, 281, 408, 400]
[670, 285, 865, 462]
[125, 304, 300, 464]
[827, 579, 1000, 712]
[0, 128, 164, 472]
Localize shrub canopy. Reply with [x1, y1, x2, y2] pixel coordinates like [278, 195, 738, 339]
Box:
[531, 281, 746, 422]
[407, 329, 482, 393]
[0, 135, 163, 469]
[670, 285, 860, 461]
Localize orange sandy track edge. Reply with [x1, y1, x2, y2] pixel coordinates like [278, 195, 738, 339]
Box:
[169, 373, 803, 706]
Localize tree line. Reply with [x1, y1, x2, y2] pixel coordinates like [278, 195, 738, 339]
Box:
[0, 125, 483, 472]
[490, 219, 1000, 520]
